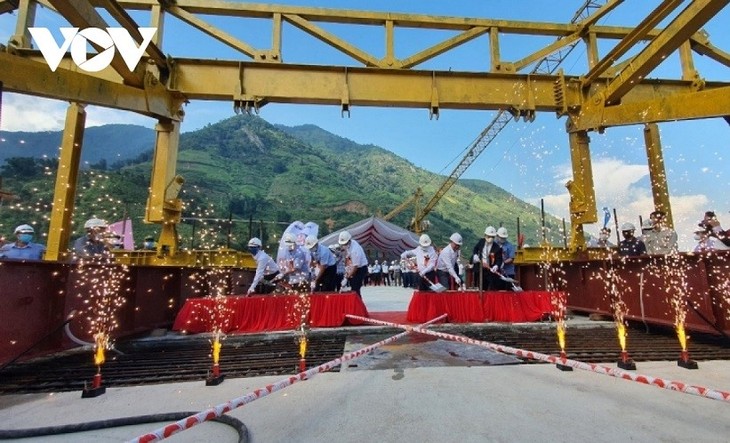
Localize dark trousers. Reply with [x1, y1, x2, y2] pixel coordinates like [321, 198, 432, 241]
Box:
[314, 265, 338, 292]
[255, 271, 280, 294]
[417, 271, 438, 291]
[350, 266, 368, 298]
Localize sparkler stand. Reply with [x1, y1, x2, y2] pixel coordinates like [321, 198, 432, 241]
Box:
[617, 350, 636, 370]
[556, 351, 573, 372]
[206, 363, 226, 386]
[677, 350, 698, 370]
[82, 372, 106, 398]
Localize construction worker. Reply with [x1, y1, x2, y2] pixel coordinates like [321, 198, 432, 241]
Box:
[400, 234, 438, 291]
[338, 230, 368, 298]
[0, 224, 46, 260]
[618, 222, 647, 257]
[643, 210, 678, 255]
[304, 235, 338, 292]
[73, 218, 110, 258]
[587, 227, 615, 248]
[472, 226, 503, 291]
[246, 237, 280, 295]
[436, 233, 463, 289]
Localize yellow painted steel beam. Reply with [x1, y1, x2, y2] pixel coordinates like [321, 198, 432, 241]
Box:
[0, 52, 184, 119]
[568, 84, 730, 131]
[283, 13, 382, 67]
[582, 0, 683, 85]
[399, 26, 489, 69]
[566, 130, 597, 252]
[643, 123, 674, 229]
[94, 0, 168, 69]
[690, 32, 730, 68]
[47, 0, 146, 87]
[8, 0, 34, 48]
[0, 0, 19, 15]
[600, 0, 730, 105]
[46, 103, 85, 261]
[167, 5, 269, 60]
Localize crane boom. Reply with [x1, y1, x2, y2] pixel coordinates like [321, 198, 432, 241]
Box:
[409, 0, 617, 233]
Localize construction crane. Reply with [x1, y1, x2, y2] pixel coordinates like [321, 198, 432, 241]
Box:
[385, 0, 619, 234]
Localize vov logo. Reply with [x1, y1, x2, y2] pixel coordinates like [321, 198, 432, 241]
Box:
[28, 27, 157, 73]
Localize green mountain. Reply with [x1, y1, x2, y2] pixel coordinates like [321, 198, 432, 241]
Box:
[0, 115, 562, 254]
[0, 124, 155, 167]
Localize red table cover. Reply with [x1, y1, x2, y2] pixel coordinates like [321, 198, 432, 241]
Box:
[407, 290, 555, 323]
[172, 292, 369, 333]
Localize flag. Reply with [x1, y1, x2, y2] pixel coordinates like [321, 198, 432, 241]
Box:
[108, 219, 135, 250]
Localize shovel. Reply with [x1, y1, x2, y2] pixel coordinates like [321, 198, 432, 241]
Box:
[422, 275, 447, 293]
[491, 269, 524, 292]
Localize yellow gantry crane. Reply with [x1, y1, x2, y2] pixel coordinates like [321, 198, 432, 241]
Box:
[1, 0, 729, 263]
[383, 0, 617, 236]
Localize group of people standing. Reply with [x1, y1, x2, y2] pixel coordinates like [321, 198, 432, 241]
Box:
[588, 209, 730, 257]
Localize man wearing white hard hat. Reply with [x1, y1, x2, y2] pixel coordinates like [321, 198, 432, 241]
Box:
[618, 222, 646, 257]
[0, 224, 46, 260]
[471, 226, 503, 290]
[73, 218, 110, 258]
[305, 235, 338, 292]
[400, 233, 438, 291]
[435, 233, 463, 290]
[496, 227, 517, 290]
[276, 232, 310, 291]
[338, 230, 368, 298]
[246, 237, 280, 295]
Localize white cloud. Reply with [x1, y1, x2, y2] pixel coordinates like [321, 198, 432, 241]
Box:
[531, 157, 710, 251]
[0, 93, 153, 132]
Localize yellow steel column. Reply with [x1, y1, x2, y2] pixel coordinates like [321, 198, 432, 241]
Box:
[643, 123, 674, 228]
[46, 103, 86, 261]
[9, 0, 37, 49]
[145, 120, 182, 255]
[566, 130, 598, 251]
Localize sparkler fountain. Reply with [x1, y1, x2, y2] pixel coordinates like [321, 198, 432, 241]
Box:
[661, 252, 699, 369]
[75, 257, 130, 398]
[538, 231, 571, 371]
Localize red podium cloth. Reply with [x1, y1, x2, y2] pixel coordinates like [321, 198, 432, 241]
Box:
[406, 290, 555, 323]
[482, 291, 554, 322]
[406, 291, 485, 323]
[172, 292, 369, 333]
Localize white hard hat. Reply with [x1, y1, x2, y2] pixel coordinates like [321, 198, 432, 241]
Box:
[328, 243, 340, 252]
[484, 226, 497, 237]
[304, 235, 318, 250]
[496, 227, 508, 238]
[338, 230, 352, 245]
[419, 234, 432, 247]
[84, 218, 108, 229]
[620, 222, 635, 232]
[641, 219, 653, 230]
[247, 237, 262, 247]
[283, 232, 296, 245]
[14, 224, 34, 234]
[449, 233, 463, 245]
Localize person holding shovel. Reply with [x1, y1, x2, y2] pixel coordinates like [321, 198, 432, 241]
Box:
[471, 226, 503, 291]
[436, 233, 463, 290]
[400, 234, 439, 291]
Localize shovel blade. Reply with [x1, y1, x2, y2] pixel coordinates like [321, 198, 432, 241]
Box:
[430, 283, 447, 293]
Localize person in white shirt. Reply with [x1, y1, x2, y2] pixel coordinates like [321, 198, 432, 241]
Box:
[304, 235, 338, 292]
[400, 234, 438, 291]
[436, 233, 463, 289]
[277, 232, 311, 291]
[338, 230, 368, 298]
[246, 237, 280, 295]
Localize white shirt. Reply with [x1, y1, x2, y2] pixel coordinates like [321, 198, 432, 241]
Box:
[250, 249, 279, 289]
[277, 245, 310, 284]
[436, 243, 460, 279]
[401, 246, 437, 276]
[345, 239, 368, 268]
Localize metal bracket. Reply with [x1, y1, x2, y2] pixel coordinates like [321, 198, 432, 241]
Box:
[233, 62, 261, 115]
[341, 68, 350, 118]
[429, 72, 439, 120]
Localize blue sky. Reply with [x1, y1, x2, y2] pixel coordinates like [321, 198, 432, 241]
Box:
[1, 1, 729, 250]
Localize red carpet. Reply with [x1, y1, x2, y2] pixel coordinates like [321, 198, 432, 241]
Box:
[368, 311, 410, 325]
